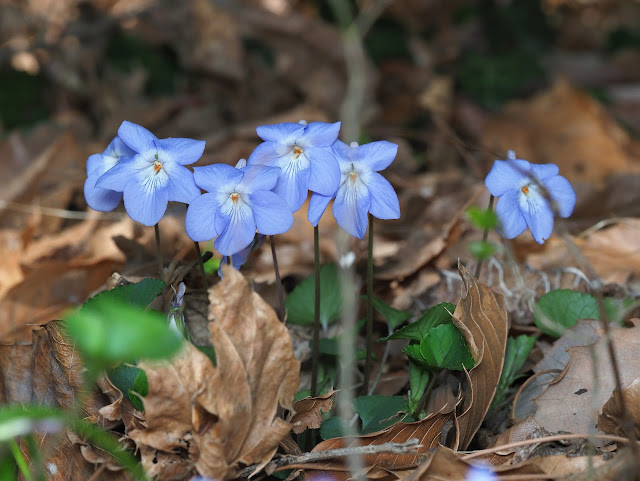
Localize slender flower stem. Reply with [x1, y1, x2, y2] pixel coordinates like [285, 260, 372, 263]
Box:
[154, 223, 163, 279]
[193, 241, 209, 292]
[270, 235, 286, 323]
[363, 213, 374, 393]
[474, 195, 495, 279]
[311, 226, 321, 397]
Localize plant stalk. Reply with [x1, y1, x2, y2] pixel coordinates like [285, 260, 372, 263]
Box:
[364, 213, 374, 392]
[154, 223, 163, 279]
[474, 194, 495, 278]
[270, 235, 286, 323]
[193, 241, 209, 292]
[311, 225, 321, 396]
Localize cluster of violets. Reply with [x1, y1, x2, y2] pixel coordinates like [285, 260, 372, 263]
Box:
[85, 121, 577, 270]
[85, 120, 401, 262]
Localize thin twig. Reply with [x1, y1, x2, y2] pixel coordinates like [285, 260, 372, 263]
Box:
[461, 433, 632, 461]
[239, 439, 422, 477]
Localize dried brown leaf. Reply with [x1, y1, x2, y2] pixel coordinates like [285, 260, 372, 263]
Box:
[131, 267, 300, 480]
[599, 375, 640, 438]
[452, 263, 509, 450]
[400, 446, 544, 481]
[534, 319, 640, 440]
[290, 389, 337, 434]
[288, 391, 462, 476]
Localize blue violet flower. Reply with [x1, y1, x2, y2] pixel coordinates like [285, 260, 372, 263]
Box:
[84, 136, 134, 212]
[247, 120, 341, 212]
[217, 234, 266, 278]
[185, 159, 293, 256]
[484, 151, 576, 244]
[308, 140, 401, 238]
[95, 121, 204, 226]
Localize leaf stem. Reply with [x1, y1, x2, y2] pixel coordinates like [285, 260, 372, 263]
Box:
[270, 235, 285, 323]
[193, 241, 208, 292]
[363, 213, 374, 392]
[9, 439, 33, 481]
[414, 368, 438, 417]
[474, 195, 494, 278]
[311, 225, 321, 396]
[154, 223, 163, 280]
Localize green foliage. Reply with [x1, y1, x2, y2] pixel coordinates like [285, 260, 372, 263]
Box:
[107, 365, 148, 412]
[0, 69, 49, 130]
[203, 256, 221, 275]
[492, 335, 536, 409]
[354, 395, 408, 435]
[320, 415, 349, 440]
[82, 278, 164, 311]
[408, 361, 431, 415]
[65, 280, 182, 370]
[106, 30, 179, 96]
[370, 296, 412, 330]
[403, 323, 475, 371]
[286, 264, 342, 329]
[379, 302, 455, 342]
[316, 338, 367, 361]
[466, 206, 498, 230]
[468, 240, 497, 261]
[534, 289, 599, 337]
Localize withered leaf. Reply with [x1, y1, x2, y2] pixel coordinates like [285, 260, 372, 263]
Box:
[599, 375, 640, 439]
[288, 390, 462, 476]
[290, 389, 337, 434]
[452, 263, 509, 450]
[534, 319, 640, 440]
[131, 266, 300, 480]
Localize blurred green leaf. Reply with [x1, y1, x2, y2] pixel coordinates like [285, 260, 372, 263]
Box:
[370, 296, 412, 330]
[82, 278, 164, 311]
[65, 297, 182, 368]
[534, 289, 599, 337]
[468, 240, 498, 261]
[286, 264, 342, 328]
[379, 302, 455, 342]
[466, 206, 498, 230]
[408, 361, 431, 415]
[320, 415, 349, 440]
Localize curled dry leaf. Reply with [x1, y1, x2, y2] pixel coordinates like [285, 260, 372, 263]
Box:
[289, 389, 337, 434]
[534, 319, 640, 441]
[452, 263, 509, 450]
[598, 375, 640, 439]
[131, 266, 300, 481]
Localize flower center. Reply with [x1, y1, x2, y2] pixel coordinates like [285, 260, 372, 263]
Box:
[292, 145, 303, 159]
[153, 160, 163, 174]
[230, 192, 240, 203]
[521, 185, 529, 195]
[349, 171, 358, 183]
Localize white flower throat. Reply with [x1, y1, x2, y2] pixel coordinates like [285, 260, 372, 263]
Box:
[292, 145, 303, 160]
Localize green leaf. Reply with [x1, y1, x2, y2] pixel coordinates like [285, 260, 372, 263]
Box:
[286, 264, 342, 328]
[379, 302, 455, 342]
[315, 338, 368, 361]
[82, 278, 165, 311]
[65, 297, 183, 368]
[492, 335, 535, 409]
[419, 323, 475, 371]
[195, 345, 217, 367]
[468, 240, 497, 261]
[130, 369, 149, 410]
[466, 206, 498, 230]
[354, 395, 408, 434]
[534, 289, 599, 337]
[408, 361, 431, 414]
[402, 344, 425, 365]
[370, 296, 412, 330]
[320, 416, 350, 440]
